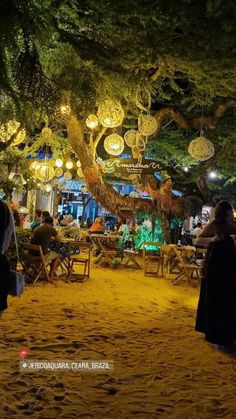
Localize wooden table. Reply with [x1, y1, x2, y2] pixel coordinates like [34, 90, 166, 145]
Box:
[123, 249, 141, 269]
[162, 244, 196, 277]
[90, 234, 120, 268]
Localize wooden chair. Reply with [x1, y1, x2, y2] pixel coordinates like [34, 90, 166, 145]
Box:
[143, 242, 164, 277]
[20, 243, 50, 284]
[95, 238, 119, 268]
[67, 241, 91, 279]
[172, 247, 202, 286]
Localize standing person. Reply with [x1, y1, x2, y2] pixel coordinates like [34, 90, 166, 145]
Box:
[31, 209, 42, 231]
[31, 216, 61, 280]
[196, 201, 236, 246]
[0, 200, 13, 318]
[118, 218, 129, 248]
[196, 233, 236, 350]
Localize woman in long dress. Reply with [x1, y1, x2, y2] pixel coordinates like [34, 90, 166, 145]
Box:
[0, 200, 13, 318]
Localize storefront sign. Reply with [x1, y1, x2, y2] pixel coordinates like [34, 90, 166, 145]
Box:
[101, 158, 160, 175]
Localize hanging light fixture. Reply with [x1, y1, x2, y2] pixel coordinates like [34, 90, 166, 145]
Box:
[64, 171, 72, 181]
[86, 114, 99, 129]
[77, 168, 83, 178]
[97, 99, 124, 128]
[55, 158, 63, 168]
[55, 168, 63, 177]
[188, 133, 214, 161]
[104, 134, 124, 156]
[124, 130, 138, 148]
[66, 160, 73, 170]
[45, 184, 52, 193]
[35, 163, 55, 183]
[76, 160, 81, 168]
[138, 114, 157, 136]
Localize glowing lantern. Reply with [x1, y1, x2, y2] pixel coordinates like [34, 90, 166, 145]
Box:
[41, 127, 52, 140]
[30, 161, 40, 171]
[77, 168, 83, 178]
[55, 168, 63, 177]
[86, 114, 98, 129]
[124, 130, 138, 148]
[45, 184, 52, 193]
[66, 160, 73, 170]
[138, 114, 158, 136]
[188, 135, 215, 161]
[97, 99, 124, 128]
[76, 160, 81, 168]
[55, 158, 63, 168]
[64, 171, 72, 180]
[35, 163, 55, 183]
[104, 134, 124, 156]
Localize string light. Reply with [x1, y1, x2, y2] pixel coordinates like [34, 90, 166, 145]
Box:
[66, 160, 73, 170]
[55, 158, 63, 168]
[209, 171, 217, 179]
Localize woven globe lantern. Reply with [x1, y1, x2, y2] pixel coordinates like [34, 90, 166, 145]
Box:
[64, 171, 72, 181]
[35, 163, 55, 183]
[76, 160, 81, 168]
[97, 99, 124, 128]
[77, 168, 83, 178]
[55, 168, 63, 177]
[138, 114, 158, 136]
[135, 132, 147, 152]
[124, 130, 138, 148]
[188, 135, 215, 161]
[104, 134, 124, 156]
[55, 158, 63, 168]
[86, 114, 99, 129]
[41, 127, 52, 141]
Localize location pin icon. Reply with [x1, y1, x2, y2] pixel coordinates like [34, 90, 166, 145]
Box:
[19, 349, 27, 365]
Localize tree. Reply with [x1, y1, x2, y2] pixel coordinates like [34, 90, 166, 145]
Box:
[0, 0, 236, 238]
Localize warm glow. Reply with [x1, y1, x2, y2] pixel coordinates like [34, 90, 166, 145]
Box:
[76, 160, 81, 168]
[66, 160, 73, 170]
[55, 158, 63, 168]
[86, 114, 98, 129]
[60, 105, 71, 115]
[45, 184, 52, 192]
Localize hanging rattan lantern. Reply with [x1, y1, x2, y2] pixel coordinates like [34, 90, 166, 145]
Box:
[30, 161, 40, 172]
[124, 130, 138, 148]
[97, 99, 124, 128]
[64, 171, 72, 181]
[104, 134, 124, 156]
[35, 163, 55, 183]
[76, 160, 81, 168]
[138, 114, 158, 136]
[188, 135, 215, 161]
[86, 114, 99, 129]
[77, 168, 83, 178]
[65, 160, 73, 170]
[55, 158, 63, 168]
[135, 133, 147, 152]
[55, 168, 63, 177]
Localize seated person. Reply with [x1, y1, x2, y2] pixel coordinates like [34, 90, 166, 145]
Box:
[31, 216, 61, 280]
[42, 210, 50, 221]
[31, 209, 42, 231]
[89, 217, 105, 234]
[60, 214, 73, 226]
[191, 222, 203, 245]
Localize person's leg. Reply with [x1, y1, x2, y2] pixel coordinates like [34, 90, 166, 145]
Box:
[49, 256, 60, 280]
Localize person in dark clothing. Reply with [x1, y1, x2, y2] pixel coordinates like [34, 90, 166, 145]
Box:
[196, 233, 236, 349]
[0, 200, 13, 318]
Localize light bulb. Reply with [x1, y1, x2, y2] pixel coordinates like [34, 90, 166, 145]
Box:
[55, 158, 63, 168]
[45, 184, 52, 193]
[66, 160, 73, 170]
[209, 171, 217, 179]
[76, 160, 81, 168]
[86, 114, 98, 129]
[184, 167, 189, 172]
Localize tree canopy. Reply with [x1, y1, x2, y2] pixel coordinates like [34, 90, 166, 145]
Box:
[0, 0, 236, 222]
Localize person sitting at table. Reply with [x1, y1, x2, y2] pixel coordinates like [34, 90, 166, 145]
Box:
[42, 210, 50, 221]
[191, 222, 203, 245]
[31, 216, 61, 280]
[89, 217, 105, 234]
[60, 213, 73, 226]
[196, 201, 236, 247]
[31, 209, 42, 232]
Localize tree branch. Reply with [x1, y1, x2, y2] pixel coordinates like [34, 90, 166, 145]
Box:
[0, 125, 23, 152]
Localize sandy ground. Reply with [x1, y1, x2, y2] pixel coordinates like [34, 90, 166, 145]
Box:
[1, 263, 236, 419]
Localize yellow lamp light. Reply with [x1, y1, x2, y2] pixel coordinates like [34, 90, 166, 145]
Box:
[86, 114, 98, 129]
[66, 160, 73, 170]
[55, 158, 63, 168]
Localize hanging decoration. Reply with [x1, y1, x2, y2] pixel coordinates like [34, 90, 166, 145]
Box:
[34, 163, 55, 183]
[138, 114, 157, 136]
[0, 120, 26, 146]
[104, 134, 124, 156]
[30, 161, 40, 171]
[124, 130, 138, 148]
[55, 168, 63, 177]
[97, 99, 124, 128]
[77, 168, 83, 178]
[76, 160, 81, 168]
[86, 114, 99, 129]
[64, 171, 72, 181]
[55, 158, 63, 168]
[188, 133, 215, 161]
[134, 132, 147, 152]
[65, 160, 73, 170]
[45, 184, 52, 193]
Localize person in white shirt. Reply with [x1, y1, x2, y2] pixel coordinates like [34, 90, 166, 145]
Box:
[191, 222, 203, 245]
